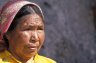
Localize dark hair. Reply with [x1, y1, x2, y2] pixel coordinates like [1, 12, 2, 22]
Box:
[3, 5, 42, 47]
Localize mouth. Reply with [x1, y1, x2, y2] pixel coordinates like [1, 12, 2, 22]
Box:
[26, 44, 38, 52]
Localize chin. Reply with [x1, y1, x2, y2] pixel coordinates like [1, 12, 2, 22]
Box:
[27, 50, 37, 55]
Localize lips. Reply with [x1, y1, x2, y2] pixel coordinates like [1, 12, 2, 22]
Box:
[28, 45, 37, 48]
[26, 44, 38, 51]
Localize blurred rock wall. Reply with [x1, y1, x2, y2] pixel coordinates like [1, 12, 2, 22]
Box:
[0, 0, 96, 63]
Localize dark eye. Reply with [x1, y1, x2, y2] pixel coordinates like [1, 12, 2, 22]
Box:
[38, 26, 44, 30]
[22, 27, 32, 31]
[23, 26, 35, 31]
[25, 28, 31, 30]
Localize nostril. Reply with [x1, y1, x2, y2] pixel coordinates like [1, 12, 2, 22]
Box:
[30, 36, 35, 42]
[30, 32, 39, 42]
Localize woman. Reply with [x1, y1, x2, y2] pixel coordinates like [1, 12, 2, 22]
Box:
[0, 0, 56, 63]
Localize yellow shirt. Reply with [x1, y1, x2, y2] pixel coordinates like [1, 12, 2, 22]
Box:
[0, 50, 56, 63]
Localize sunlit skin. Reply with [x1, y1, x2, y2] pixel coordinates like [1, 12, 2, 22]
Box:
[6, 14, 45, 62]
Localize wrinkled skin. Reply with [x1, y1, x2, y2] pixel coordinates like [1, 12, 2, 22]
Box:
[6, 14, 45, 62]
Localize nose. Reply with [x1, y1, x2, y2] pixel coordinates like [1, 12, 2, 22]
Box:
[30, 31, 39, 43]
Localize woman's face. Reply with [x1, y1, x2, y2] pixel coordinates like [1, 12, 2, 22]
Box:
[7, 14, 45, 58]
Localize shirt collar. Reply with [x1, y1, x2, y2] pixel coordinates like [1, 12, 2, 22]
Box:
[4, 50, 38, 63]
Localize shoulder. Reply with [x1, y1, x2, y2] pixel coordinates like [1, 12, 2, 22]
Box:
[35, 54, 57, 63]
[0, 51, 9, 63]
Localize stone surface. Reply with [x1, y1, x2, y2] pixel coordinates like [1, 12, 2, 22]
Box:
[0, 0, 96, 63]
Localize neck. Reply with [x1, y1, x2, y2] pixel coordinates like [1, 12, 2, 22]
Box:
[8, 48, 35, 62]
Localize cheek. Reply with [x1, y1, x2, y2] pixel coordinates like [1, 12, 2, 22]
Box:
[12, 31, 30, 46]
[11, 32, 31, 52]
[18, 32, 30, 43]
[38, 31, 45, 44]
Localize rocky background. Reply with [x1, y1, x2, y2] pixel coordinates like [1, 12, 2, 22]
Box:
[0, 0, 96, 63]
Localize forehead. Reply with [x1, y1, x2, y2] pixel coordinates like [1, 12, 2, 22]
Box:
[18, 14, 43, 25]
